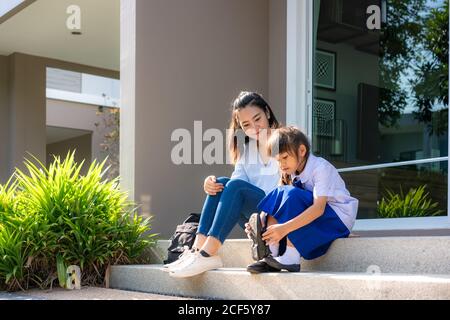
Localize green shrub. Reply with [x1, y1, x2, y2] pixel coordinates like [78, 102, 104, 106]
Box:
[377, 185, 444, 218]
[0, 179, 33, 291]
[0, 151, 157, 291]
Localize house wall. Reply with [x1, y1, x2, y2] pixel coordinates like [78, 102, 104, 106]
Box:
[8, 53, 47, 175]
[124, 0, 287, 238]
[0, 55, 10, 183]
[0, 52, 119, 184]
[46, 99, 117, 166]
[46, 133, 92, 174]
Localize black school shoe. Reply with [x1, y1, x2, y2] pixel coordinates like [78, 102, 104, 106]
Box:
[248, 213, 270, 261]
[246, 260, 281, 274]
[263, 255, 301, 272]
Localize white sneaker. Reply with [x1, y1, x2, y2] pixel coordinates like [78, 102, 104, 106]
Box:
[163, 247, 195, 271]
[169, 252, 223, 278]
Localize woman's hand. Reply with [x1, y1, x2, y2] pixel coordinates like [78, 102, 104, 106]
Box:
[204, 176, 225, 196]
[262, 223, 290, 245]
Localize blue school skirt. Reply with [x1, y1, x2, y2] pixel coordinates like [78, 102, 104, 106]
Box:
[257, 185, 350, 260]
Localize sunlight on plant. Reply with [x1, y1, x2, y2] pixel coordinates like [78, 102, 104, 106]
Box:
[0, 151, 157, 291]
[377, 185, 444, 218]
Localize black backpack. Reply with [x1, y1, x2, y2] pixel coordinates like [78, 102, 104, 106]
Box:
[164, 213, 200, 264]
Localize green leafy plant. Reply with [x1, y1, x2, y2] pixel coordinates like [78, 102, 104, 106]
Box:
[0, 226, 29, 291]
[0, 151, 157, 291]
[56, 255, 67, 289]
[0, 179, 33, 291]
[377, 185, 444, 218]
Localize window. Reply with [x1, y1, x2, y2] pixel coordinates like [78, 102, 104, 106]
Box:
[46, 68, 120, 108]
[288, 0, 450, 230]
[311, 0, 449, 220]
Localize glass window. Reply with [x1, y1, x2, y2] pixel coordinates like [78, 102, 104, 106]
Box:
[46, 68, 120, 108]
[312, 0, 448, 219]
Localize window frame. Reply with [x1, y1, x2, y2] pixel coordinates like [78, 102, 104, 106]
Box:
[286, 0, 450, 231]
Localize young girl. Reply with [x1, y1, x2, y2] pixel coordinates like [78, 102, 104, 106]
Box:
[246, 126, 358, 273]
[168, 91, 281, 278]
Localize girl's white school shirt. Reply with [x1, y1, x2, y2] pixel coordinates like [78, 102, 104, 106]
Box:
[230, 145, 280, 195]
[293, 154, 359, 231]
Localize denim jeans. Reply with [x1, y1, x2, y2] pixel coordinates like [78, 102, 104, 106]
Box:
[197, 177, 266, 243]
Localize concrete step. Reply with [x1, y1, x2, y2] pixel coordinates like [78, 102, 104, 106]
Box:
[110, 265, 450, 300]
[7, 287, 194, 300]
[147, 236, 450, 275]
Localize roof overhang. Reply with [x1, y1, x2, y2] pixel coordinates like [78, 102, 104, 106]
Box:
[0, 0, 36, 25]
[0, 0, 119, 71]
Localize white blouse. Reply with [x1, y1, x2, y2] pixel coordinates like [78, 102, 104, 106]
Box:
[230, 144, 280, 195]
[293, 154, 359, 231]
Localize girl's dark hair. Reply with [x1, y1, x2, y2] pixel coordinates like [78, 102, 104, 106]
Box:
[228, 91, 280, 164]
[267, 126, 311, 186]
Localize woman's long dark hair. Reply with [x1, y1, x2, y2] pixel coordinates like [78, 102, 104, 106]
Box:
[267, 126, 311, 186]
[228, 91, 280, 164]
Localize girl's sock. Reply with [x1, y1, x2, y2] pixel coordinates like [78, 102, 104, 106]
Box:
[269, 243, 279, 257]
[274, 246, 301, 265]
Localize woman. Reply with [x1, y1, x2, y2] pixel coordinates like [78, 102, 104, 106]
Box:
[168, 91, 281, 278]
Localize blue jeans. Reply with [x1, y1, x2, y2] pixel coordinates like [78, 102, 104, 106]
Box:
[197, 177, 266, 243]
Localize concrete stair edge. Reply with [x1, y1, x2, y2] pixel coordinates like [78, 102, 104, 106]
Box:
[110, 265, 450, 300]
[146, 236, 450, 275]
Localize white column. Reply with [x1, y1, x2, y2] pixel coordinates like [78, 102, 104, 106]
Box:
[119, 0, 136, 201]
[286, 0, 313, 137]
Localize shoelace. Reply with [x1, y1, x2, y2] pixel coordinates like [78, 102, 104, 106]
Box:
[177, 246, 194, 260]
[172, 250, 195, 273]
[167, 246, 192, 266]
[178, 251, 212, 268]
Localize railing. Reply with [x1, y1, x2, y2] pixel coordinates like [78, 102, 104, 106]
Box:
[337, 157, 448, 173]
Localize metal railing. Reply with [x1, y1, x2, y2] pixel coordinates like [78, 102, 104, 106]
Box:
[337, 157, 448, 173]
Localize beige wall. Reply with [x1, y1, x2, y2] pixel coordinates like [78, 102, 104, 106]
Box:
[0, 52, 119, 184]
[47, 133, 92, 175]
[46, 99, 116, 165]
[2, 2, 288, 240]
[124, 0, 287, 239]
[0, 55, 10, 182]
[8, 53, 47, 174]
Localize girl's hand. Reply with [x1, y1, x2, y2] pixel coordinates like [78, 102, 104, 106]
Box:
[244, 223, 252, 240]
[262, 223, 290, 245]
[204, 176, 225, 196]
[245, 213, 266, 240]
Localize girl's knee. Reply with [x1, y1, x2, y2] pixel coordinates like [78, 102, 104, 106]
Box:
[266, 215, 278, 225]
[286, 187, 312, 199]
[284, 187, 313, 208]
